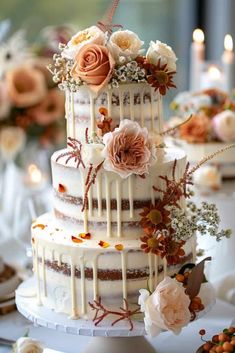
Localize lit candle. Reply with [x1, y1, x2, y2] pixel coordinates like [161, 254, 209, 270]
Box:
[25, 164, 45, 190]
[200, 65, 224, 90]
[190, 28, 205, 91]
[222, 34, 235, 92]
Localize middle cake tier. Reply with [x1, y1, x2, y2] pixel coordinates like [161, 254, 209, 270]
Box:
[52, 146, 186, 239]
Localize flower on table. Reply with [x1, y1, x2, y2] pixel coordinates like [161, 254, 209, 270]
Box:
[102, 119, 156, 178]
[138, 276, 191, 337]
[108, 29, 144, 64]
[71, 43, 115, 94]
[146, 40, 177, 72]
[0, 126, 26, 160]
[179, 113, 211, 143]
[62, 26, 106, 60]
[13, 337, 44, 353]
[212, 110, 235, 142]
[6, 65, 47, 108]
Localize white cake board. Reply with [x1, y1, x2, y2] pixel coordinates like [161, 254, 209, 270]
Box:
[16, 278, 215, 353]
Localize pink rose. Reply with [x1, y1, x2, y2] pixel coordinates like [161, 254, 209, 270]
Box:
[212, 110, 235, 142]
[71, 44, 115, 94]
[102, 119, 156, 178]
[138, 277, 191, 336]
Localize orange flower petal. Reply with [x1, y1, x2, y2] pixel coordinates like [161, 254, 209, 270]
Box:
[32, 224, 47, 230]
[99, 107, 108, 116]
[98, 240, 110, 248]
[71, 236, 83, 244]
[58, 183, 66, 193]
[115, 244, 124, 251]
[79, 232, 91, 239]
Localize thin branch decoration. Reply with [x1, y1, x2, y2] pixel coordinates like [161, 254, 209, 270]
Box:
[97, 0, 123, 35]
[56, 137, 85, 168]
[89, 297, 141, 331]
[160, 114, 193, 136]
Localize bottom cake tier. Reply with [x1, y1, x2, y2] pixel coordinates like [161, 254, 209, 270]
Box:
[31, 213, 196, 319]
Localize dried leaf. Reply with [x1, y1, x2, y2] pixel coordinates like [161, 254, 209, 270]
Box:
[71, 236, 83, 244]
[115, 244, 124, 251]
[32, 224, 47, 230]
[196, 345, 204, 353]
[186, 257, 211, 300]
[79, 232, 91, 239]
[98, 240, 110, 248]
[58, 183, 66, 193]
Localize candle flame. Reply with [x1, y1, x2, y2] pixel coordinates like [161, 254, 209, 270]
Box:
[208, 66, 221, 79]
[28, 164, 42, 184]
[224, 34, 233, 51]
[193, 28, 204, 44]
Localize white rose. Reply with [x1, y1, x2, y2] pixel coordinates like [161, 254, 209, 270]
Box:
[0, 127, 26, 160]
[82, 143, 104, 168]
[13, 337, 44, 353]
[138, 277, 191, 337]
[193, 165, 222, 190]
[108, 30, 144, 64]
[212, 110, 235, 142]
[62, 26, 106, 60]
[0, 81, 11, 120]
[146, 40, 177, 72]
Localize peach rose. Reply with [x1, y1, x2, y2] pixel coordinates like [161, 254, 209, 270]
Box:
[102, 119, 156, 178]
[6, 65, 47, 108]
[179, 113, 211, 143]
[27, 89, 64, 126]
[71, 44, 115, 94]
[138, 277, 191, 337]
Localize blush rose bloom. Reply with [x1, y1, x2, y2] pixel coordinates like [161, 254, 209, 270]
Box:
[212, 110, 235, 142]
[138, 277, 191, 337]
[6, 65, 47, 108]
[13, 337, 44, 353]
[102, 119, 156, 178]
[62, 26, 105, 60]
[108, 30, 144, 64]
[71, 44, 115, 94]
[146, 40, 177, 72]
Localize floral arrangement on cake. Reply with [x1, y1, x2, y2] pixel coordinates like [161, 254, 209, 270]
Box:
[0, 25, 72, 161]
[197, 327, 235, 352]
[49, 8, 177, 95]
[169, 88, 235, 143]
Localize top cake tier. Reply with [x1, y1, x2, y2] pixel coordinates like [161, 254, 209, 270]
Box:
[50, 25, 177, 140]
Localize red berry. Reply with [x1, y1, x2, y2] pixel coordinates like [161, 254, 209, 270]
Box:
[199, 329, 206, 336]
[222, 341, 233, 352]
[203, 342, 212, 351]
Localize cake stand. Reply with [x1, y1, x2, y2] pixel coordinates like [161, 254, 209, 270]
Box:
[16, 278, 215, 353]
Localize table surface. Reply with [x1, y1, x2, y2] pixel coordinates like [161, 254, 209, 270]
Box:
[0, 299, 235, 353]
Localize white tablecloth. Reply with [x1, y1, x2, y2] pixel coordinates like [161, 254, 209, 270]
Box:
[0, 299, 235, 353]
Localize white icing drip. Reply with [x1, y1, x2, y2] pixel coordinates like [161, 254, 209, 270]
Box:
[116, 179, 122, 237]
[88, 188, 93, 217]
[71, 91, 75, 138]
[89, 92, 96, 136]
[150, 175, 155, 204]
[119, 88, 124, 120]
[128, 175, 134, 219]
[58, 252, 62, 266]
[150, 88, 155, 132]
[35, 242, 42, 305]
[154, 255, 158, 288]
[41, 247, 47, 297]
[148, 253, 154, 292]
[80, 257, 86, 315]
[92, 256, 98, 300]
[105, 174, 111, 237]
[163, 257, 167, 278]
[107, 90, 112, 118]
[80, 169, 88, 232]
[65, 90, 70, 140]
[129, 89, 134, 121]
[121, 251, 127, 306]
[96, 174, 102, 217]
[140, 88, 144, 127]
[70, 257, 78, 319]
[157, 92, 163, 134]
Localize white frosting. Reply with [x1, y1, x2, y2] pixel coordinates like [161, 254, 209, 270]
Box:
[51, 147, 186, 238]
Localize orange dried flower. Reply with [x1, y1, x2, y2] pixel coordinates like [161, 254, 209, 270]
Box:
[71, 236, 83, 244]
[32, 237, 35, 244]
[79, 232, 91, 239]
[32, 224, 47, 230]
[140, 201, 171, 234]
[98, 240, 110, 248]
[58, 183, 66, 193]
[179, 113, 211, 143]
[115, 244, 124, 251]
